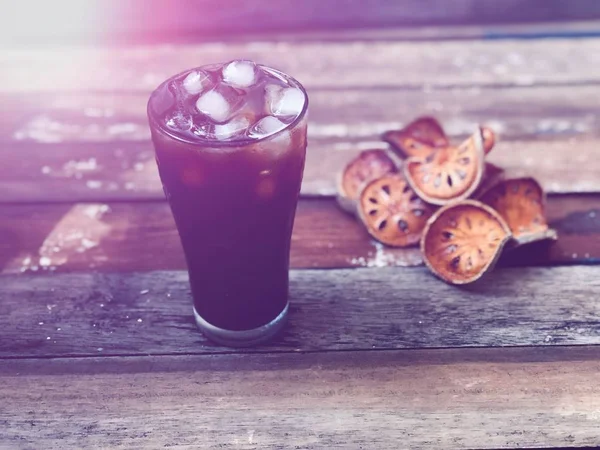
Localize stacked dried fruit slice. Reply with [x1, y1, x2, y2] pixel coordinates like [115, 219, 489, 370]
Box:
[336, 149, 398, 214]
[473, 162, 505, 198]
[421, 200, 511, 284]
[335, 116, 557, 286]
[358, 174, 433, 247]
[382, 116, 448, 159]
[403, 128, 486, 205]
[480, 177, 557, 245]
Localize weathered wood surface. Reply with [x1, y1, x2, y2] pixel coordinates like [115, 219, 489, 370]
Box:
[8, 16, 600, 50]
[2, 18, 600, 450]
[2, 346, 600, 449]
[1, 266, 599, 358]
[2, 137, 597, 202]
[258, 19, 600, 42]
[6, 86, 600, 144]
[2, 84, 600, 202]
[3, 38, 600, 93]
[0, 196, 598, 275]
[8, 0, 600, 44]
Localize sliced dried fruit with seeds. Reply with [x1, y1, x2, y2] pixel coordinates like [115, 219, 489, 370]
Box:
[480, 177, 557, 245]
[358, 173, 434, 247]
[382, 116, 448, 159]
[404, 128, 486, 206]
[337, 149, 398, 214]
[421, 200, 511, 285]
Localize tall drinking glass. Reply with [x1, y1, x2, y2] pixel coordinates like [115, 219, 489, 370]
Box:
[147, 61, 308, 346]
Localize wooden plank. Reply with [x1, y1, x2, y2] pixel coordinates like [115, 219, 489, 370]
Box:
[257, 20, 600, 42]
[1, 347, 600, 449]
[0, 142, 158, 203]
[0, 200, 421, 273]
[7, 0, 600, 44]
[2, 84, 600, 202]
[3, 38, 600, 93]
[0, 266, 599, 358]
[0, 196, 598, 275]
[5, 85, 600, 143]
[10, 17, 600, 48]
[2, 136, 598, 202]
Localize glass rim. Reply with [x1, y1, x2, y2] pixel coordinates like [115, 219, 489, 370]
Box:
[147, 63, 309, 148]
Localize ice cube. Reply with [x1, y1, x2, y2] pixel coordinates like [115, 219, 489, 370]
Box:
[189, 113, 216, 139]
[264, 84, 282, 111]
[267, 87, 305, 117]
[196, 90, 230, 123]
[265, 84, 282, 95]
[195, 87, 241, 123]
[165, 111, 193, 131]
[249, 116, 291, 157]
[222, 60, 257, 88]
[214, 116, 250, 140]
[249, 116, 287, 139]
[183, 70, 210, 95]
[190, 114, 249, 141]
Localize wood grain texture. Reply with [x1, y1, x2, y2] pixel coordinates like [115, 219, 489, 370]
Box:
[3, 38, 600, 93]
[1, 196, 599, 275]
[0, 199, 421, 273]
[3, 22, 600, 450]
[1, 266, 599, 358]
[2, 84, 600, 202]
[5, 85, 598, 144]
[8, 17, 600, 51]
[243, 19, 600, 42]
[1, 347, 600, 449]
[4, 137, 600, 202]
[7, 0, 600, 44]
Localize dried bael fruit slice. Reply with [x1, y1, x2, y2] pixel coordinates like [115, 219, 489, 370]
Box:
[404, 128, 486, 206]
[421, 200, 511, 285]
[473, 162, 505, 198]
[382, 117, 448, 159]
[481, 126, 496, 154]
[480, 177, 558, 245]
[337, 149, 398, 213]
[358, 173, 434, 247]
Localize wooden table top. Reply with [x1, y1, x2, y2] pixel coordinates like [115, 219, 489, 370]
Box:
[1, 21, 600, 449]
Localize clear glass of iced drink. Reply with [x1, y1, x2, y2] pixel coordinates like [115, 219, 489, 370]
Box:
[147, 61, 308, 347]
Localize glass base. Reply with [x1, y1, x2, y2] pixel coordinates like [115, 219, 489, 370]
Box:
[193, 303, 289, 347]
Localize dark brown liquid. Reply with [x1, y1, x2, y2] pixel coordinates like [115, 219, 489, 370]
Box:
[150, 121, 306, 331]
